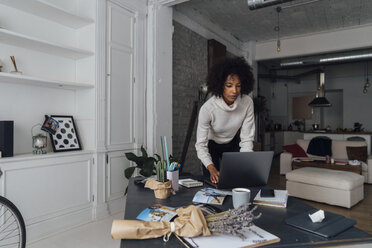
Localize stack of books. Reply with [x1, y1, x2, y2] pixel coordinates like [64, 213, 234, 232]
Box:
[253, 190, 288, 208]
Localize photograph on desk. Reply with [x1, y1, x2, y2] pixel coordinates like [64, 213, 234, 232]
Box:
[136, 204, 177, 222]
[192, 188, 232, 205]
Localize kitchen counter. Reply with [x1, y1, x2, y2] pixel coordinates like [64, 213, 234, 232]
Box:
[303, 131, 372, 134]
[266, 130, 372, 134]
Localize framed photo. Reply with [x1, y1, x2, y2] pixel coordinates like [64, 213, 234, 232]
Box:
[41, 115, 59, 135]
[49, 115, 82, 152]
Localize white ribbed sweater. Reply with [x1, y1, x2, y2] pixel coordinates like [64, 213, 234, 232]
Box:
[195, 95, 255, 168]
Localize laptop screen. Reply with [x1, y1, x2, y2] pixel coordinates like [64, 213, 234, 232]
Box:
[216, 151, 274, 189]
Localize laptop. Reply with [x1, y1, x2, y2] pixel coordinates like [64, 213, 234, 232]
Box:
[204, 151, 274, 189]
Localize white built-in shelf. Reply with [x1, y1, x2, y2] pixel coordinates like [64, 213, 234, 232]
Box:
[0, 72, 94, 90]
[0, 0, 94, 29]
[0, 28, 94, 59]
[0, 150, 94, 164]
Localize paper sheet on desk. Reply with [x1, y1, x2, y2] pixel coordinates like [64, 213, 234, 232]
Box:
[184, 225, 280, 248]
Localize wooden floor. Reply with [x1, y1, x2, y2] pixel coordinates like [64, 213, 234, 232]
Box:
[268, 155, 372, 235]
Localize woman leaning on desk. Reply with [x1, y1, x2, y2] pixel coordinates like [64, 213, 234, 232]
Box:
[195, 56, 255, 184]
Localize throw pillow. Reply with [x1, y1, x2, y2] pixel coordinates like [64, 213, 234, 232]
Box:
[306, 137, 332, 157]
[346, 146, 368, 162]
[282, 144, 308, 158]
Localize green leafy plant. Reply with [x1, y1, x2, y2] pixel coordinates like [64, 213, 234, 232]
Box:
[124, 146, 179, 193]
[124, 146, 160, 180]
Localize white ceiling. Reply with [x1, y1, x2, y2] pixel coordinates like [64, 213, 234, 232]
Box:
[175, 0, 372, 42]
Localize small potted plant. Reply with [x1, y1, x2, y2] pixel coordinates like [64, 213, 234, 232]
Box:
[144, 160, 173, 199]
[124, 146, 159, 179]
[124, 146, 159, 194]
[155, 160, 167, 183]
[124, 145, 176, 198]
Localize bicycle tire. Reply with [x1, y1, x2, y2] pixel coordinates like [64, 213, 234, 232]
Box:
[0, 196, 26, 248]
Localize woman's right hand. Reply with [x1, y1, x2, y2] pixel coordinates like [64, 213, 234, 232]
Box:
[207, 164, 220, 184]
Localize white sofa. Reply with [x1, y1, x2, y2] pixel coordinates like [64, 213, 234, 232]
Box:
[280, 139, 372, 184]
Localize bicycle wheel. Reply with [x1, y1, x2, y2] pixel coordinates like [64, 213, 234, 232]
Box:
[0, 196, 26, 248]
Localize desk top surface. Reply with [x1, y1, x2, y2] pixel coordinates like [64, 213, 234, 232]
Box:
[120, 178, 372, 248]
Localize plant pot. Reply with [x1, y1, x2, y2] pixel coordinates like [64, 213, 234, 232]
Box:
[145, 178, 173, 199]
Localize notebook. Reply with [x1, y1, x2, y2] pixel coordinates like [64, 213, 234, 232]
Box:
[253, 189, 288, 208]
[286, 209, 356, 238]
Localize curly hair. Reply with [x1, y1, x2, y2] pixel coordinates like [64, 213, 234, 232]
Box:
[206, 57, 254, 97]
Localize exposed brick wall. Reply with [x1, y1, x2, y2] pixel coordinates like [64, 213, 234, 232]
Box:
[172, 21, 208, 175]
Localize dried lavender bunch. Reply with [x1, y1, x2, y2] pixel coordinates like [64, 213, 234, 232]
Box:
[205, 203, 261, 240]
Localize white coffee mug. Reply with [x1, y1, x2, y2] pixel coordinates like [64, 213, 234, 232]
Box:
[232, 188, 251, 209]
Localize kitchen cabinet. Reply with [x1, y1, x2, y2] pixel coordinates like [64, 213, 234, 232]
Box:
[0, 151, 94, 241]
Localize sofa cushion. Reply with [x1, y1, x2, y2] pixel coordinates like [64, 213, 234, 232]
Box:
[283, 144, 308, 158]
[297, 139, 310, 153]
[286, 167, 364, 191]
[306, 137, 332, 157]
[332, 141, 367, 160]
[361, 161, 368, 172]
[346, 146, 368, 162]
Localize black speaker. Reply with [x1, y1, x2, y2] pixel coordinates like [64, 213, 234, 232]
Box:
[0, 121, 14, 157]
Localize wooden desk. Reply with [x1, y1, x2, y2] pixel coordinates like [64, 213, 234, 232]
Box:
[120, 178, 372, 247]
[292, 160, 362, 175]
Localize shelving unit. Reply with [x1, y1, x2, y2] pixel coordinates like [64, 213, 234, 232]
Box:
[0, 0, 94, 28]
[0, 0, 96, 154]
[0, 72, 94, 90]
[0, 0, 147, 243]
[0, 28, 94, 59]
[0, 150, 94, 164]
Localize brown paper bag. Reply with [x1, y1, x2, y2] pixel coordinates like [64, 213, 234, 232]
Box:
[173, 205, 211, 237]
[145, 178, 173, 199]
[111, 205, 210, 239]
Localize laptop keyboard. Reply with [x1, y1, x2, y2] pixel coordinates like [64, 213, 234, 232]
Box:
[203, 179, 218, 188]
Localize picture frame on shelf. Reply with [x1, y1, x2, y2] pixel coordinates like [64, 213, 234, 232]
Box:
[49, 115, 82, 152]
[41, 115, 59, 135]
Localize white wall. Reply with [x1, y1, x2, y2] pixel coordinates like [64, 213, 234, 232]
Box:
[147, 3, 173, 155]
[256, 24, 372, 61]
[325, 63, 372, 130]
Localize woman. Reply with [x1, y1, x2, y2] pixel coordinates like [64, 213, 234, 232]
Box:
[195, 56, 255, 184]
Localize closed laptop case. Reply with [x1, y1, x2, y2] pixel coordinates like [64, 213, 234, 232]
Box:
[286, 210, 356, 238]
